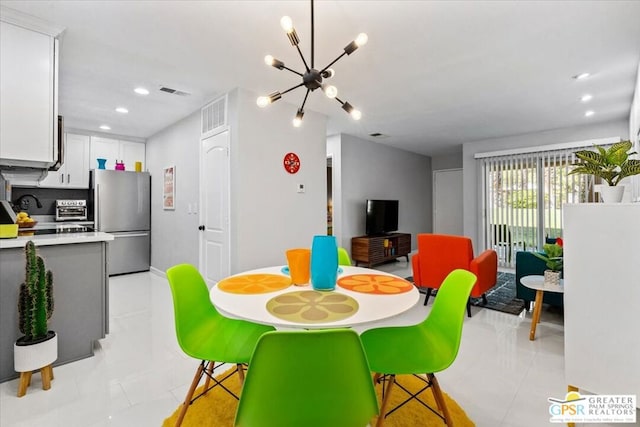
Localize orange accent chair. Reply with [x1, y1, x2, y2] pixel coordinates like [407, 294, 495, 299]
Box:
[412, 233, 498, 317]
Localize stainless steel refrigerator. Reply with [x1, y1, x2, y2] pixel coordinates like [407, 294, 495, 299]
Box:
[90, 170, 150, 275]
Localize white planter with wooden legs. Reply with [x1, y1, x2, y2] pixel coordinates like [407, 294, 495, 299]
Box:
[14, 332, 58, 397]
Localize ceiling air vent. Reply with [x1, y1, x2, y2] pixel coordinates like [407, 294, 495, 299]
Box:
[369, 132, 389, 138]
[201, 95, 227, 137]
[159, 86, 191, 96]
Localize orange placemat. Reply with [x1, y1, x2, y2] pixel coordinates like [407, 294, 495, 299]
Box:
[217, 274, 291, 294]
[266, 290, 358, 324]
[337, 274, 414, 294]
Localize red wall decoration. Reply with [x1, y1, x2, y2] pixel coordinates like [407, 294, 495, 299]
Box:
[283, 152, 301, 174]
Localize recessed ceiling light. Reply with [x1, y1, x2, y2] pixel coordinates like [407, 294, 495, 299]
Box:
[99, 125, 111, 130]
[573, 73, 590, 80]
[585, 110, 595, 117]
[115, 107, 129, 114]
[134, 87, 149, 95]
[581, 94, 593, 102]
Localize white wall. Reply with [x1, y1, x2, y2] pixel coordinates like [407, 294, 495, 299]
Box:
[228, 88, 327, 273]
[462, 119, 629, 250]
[432, 151, 463, 170]
[146, 88, 327, 274]
[337, 134, 432, 252]
[146, 110, 201, 271]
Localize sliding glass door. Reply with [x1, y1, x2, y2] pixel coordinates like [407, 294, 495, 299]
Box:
[480, 148, 595, 267]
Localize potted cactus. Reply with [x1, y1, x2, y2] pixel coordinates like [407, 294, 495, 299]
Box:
[14, 240, 57, 397]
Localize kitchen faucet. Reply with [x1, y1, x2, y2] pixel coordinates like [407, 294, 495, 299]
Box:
[15, 194, 43, 211]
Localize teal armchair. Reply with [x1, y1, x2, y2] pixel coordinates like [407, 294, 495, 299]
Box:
[515, 251, 564, 311]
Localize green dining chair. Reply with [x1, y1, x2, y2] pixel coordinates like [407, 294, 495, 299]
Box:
[360, 269, 477, 427]
[166, 264, 275, 427]
[234, 329, 379, 427]
[338, 246, 353, 266]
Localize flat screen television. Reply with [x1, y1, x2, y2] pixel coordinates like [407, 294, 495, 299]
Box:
[366, 199, 399, 235]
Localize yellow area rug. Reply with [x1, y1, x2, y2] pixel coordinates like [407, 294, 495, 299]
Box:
[163, 370, 474, 426]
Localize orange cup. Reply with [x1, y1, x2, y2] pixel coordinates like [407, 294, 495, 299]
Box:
[286, 248, 311, 285]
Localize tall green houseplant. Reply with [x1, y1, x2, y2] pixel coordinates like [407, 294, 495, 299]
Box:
[569, 140, 640, 186]
[18, 241, 54, 344]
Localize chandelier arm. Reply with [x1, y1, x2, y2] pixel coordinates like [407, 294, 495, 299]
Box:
[320, 52, 348, 74]
[294, 45, 310, 72]
[311, 0, 314, 69]
[300, 89, 311, 111]
[281, 82, 306, 96]
[282, 66, 304, 77]
[334, 96, 345, 106]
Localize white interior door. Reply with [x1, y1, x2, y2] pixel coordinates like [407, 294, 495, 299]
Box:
[433, 168, 463, 235]
[199, 130, 230, 287]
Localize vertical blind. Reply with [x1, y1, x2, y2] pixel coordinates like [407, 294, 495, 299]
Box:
[479, 145, 601, 267]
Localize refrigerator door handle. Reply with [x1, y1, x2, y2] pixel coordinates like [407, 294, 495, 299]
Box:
[111, 232, 149, 238]
[95, 184, 100, 230]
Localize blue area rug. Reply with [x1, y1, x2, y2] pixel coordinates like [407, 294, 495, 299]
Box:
[471, 271, 525, 315]
[406, 272, 526, 316]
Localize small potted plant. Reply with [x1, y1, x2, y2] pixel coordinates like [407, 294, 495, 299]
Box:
[14, 240, 57, 397]
[533, 238, 563, 286]
[568, 140, 640, 203]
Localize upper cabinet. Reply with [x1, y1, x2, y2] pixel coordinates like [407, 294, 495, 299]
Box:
[0, 12, 63, 169]
[89, 136, 145, 172]
[119, 141, 146, 171]
[38, 133, 90, 188]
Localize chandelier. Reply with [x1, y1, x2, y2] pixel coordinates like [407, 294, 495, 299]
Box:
[257, 0, 367, 127]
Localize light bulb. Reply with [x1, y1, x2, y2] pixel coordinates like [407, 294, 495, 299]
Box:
[293, 109, 304, 127]
[581, 94, 593, 102]
[324, 85, 338, 99]
[355, 33, 368, 47]
[351, 109, 362, 120]
[584, 110, 595, 117]
[256, 96, 270, 108]
[322, 68, 335, 79]
[280, 16, 294, 33]
[264, 55, 274, 66]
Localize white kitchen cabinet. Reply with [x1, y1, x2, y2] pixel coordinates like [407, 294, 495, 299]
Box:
[119, 141, 145, 171]
[90, 137, 145, 171]
[563, 203, 640, 398]
[90, 136, 120, 170]
[39, 133, 90, 188]
[0, 20, 60, 168]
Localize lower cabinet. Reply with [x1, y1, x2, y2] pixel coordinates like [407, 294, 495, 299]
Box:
[0, 241, 109, 382]
[351, 233, 411, 267]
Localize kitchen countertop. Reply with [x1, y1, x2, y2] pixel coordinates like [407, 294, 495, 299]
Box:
[1, 218, 113, 248]
[0, 229, 114, 249]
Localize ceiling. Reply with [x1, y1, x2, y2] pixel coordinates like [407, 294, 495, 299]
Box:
[3, 1, 640, 156]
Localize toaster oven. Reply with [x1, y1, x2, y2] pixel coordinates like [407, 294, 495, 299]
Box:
[56, 199, 87, 221]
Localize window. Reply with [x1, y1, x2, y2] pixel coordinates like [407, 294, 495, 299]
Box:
[478, 145, 601, 267]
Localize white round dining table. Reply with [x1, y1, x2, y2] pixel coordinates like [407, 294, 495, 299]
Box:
[209, 265, 420, 329]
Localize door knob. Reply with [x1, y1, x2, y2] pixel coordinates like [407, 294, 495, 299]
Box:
[198, 225, 205, 231]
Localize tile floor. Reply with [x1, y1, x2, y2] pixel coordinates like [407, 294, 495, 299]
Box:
[0, 261, 635, 426]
